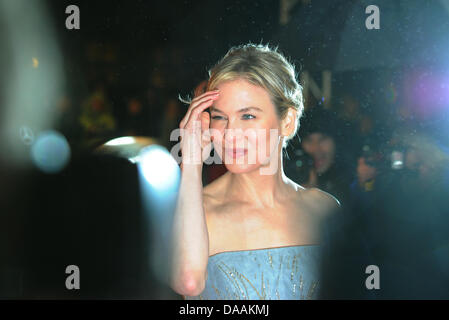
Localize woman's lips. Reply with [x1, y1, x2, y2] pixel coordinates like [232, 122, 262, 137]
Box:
[225, 148, 248, 159]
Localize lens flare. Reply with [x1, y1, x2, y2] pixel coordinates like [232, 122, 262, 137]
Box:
[138, 145, 180, 192]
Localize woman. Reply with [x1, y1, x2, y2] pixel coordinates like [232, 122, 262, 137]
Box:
[170, 44, 340, 300]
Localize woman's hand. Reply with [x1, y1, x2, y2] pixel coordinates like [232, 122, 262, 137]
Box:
[179, 90, 219, 169]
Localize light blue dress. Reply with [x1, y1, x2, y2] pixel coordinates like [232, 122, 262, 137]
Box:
[184, 244, 322, 300]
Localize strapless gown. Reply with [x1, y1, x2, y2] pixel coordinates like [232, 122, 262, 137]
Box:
[183, 244, 322, 300]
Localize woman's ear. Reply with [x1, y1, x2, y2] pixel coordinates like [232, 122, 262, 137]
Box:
[282, 108, 297, 137]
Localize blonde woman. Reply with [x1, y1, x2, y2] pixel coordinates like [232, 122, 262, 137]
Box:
[170, 44, 340, 300]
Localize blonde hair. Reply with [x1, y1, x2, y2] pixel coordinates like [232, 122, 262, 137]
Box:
[206, 43, 304, 148]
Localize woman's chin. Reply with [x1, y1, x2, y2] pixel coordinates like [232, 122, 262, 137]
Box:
[223, 162, 259, 174]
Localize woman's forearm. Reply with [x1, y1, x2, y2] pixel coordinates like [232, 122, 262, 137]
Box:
[170, 164, 209, 296]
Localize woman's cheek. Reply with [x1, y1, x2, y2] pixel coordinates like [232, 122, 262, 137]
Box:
[212, 138, 223, 154]
[252, 128, 273, 164]
[268, 130, 280, 161]
[209, 126, 224, 145]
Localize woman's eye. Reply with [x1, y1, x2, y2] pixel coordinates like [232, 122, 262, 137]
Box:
[211, 114, 255, 120]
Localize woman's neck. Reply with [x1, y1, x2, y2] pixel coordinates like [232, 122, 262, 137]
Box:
[222, 152, 297, 209]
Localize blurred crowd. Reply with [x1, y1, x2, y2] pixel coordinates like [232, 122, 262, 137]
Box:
[283, 105, 449, 299]
[54, 43, 187, 153]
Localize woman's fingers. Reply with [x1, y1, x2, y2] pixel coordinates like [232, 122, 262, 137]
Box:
[192, 89, 220, 104]
[200, 112, 213, 162]
[179, 90, 219, 129]
[181, 91, 218, 128]
[178, 90, 219, 166]
[201, 111, 210, 133]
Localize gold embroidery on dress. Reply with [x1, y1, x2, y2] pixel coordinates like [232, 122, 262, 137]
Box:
[268, 251, 273, 269]
[211, 284, 221, 299]
[259, 272, 264, 300]
[218, 260, 264, 299]
[307, 281, 318, 299]
[237, 273, 263, 299]
[217, 263, 242, 299]
[193, 246, 320, 300]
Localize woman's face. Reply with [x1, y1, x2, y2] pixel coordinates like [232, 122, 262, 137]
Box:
[209, 79, 282, 174]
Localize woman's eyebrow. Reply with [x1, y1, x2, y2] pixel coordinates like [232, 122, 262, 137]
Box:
[211, 106, 263, 113]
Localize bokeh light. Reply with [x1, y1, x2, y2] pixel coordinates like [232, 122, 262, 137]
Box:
[138, 145, 180, 192]
[30, 130, 71, 173]
[104, 136, 136, 146]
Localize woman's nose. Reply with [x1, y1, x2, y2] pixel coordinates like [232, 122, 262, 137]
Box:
[224, 129, 240, 146]
[224, 126, 245, 147]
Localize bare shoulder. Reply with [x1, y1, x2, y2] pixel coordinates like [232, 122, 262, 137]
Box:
[308, 187, 340, 208]
[299, 187, 341, 218]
